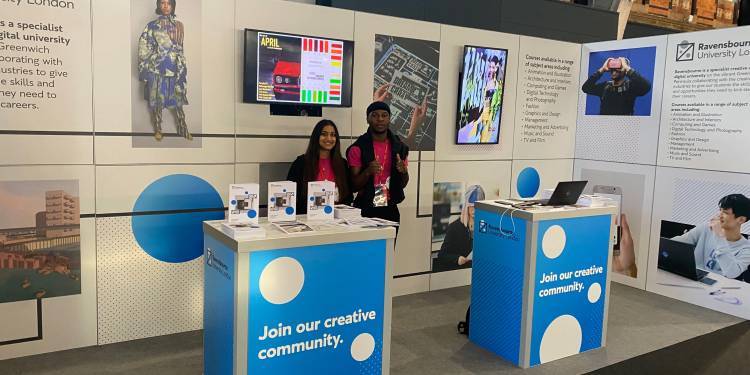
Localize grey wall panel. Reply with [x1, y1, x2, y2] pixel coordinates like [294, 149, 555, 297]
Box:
[623, 22, 676, 39]
[428, 0, 502, 31]
[325, 0, 425, 21]
[499, 0, 618, 42]
[325, 0, 618, 43]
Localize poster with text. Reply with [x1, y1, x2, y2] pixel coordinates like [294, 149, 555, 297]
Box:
[0, 0, 92, 132]
[657, 27, 750, 174]
[514, 37, 580, 159]
[574, 159, 656, 289]
[373, 34, 439, 151]
[576, 36, 667, 165]
[647, 167, 750, 320]
[130, 0, 202, 148]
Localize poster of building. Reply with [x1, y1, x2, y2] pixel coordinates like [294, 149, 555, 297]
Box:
[0, 180, 81, 304]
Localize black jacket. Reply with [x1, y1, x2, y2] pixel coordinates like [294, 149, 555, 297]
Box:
[286, 154, 353, 215]
[347, 129, 409, 209]
[434, 219, 473, 272]
[582, 69, 651, 115]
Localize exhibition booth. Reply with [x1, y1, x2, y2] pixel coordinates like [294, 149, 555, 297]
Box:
[2, 0, 750, 373]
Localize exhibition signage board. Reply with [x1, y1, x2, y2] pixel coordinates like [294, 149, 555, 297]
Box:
[470, 202, 614, 368]
[202, 219, 395, 375]
[657, 28, 750, 175]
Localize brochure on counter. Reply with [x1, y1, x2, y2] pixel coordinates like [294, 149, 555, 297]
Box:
[228, 183, 260, 225]
[334, 204, 361, 219]
[344, 217, 399, 228]
[221, 222, 267, 240]
[273, 221, 315, 234]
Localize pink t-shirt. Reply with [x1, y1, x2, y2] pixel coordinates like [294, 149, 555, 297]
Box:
[316, 157, 335, 182]
[347, 140, 407, 186]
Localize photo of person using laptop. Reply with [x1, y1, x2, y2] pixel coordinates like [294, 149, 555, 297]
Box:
[671, 194, 750, 281]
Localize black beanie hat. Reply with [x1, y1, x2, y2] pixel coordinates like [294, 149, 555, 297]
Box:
[366, 101, 391, 116]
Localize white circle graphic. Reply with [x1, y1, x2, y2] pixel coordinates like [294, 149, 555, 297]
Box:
[588, 282, 602, 303]
[351, 333, 376, 362]
[541, 225, 566, 259]
[539, 315, 582, 364]
[259, 257, 304, 305]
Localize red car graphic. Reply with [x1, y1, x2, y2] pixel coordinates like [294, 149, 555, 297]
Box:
[272, 60, 301, 99]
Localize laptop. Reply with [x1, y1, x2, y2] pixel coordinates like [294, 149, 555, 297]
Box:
[658, 237, 710, 282]
[543, 181, 588, 206]
[497, 181, 588, 207]
[660, 220, 696, 239]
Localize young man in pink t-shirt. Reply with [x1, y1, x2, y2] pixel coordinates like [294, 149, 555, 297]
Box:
[347, 101, 409, 229]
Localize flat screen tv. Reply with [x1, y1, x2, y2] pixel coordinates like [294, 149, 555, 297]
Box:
[243, 29, 354, 107]
[455, 45, 509, 144]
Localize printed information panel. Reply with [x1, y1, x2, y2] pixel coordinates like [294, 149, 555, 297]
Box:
[658, 28, 750, 173]
[248, 240, 386, 374]
[0, 0, 92, 131]
[529, 215, 610, 366]
[514, 37, 580, 159]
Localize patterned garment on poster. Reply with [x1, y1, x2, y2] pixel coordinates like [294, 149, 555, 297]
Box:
[138, 15, 188, 109]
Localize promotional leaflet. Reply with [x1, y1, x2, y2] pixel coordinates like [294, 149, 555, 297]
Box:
[307, 181, 335, 221]
[228, 183, 260, 225]
[268, 181, 297, 222]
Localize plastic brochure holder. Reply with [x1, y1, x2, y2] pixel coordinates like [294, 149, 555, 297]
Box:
[228, 183, 260, 225]
[268, 181, 297, 223]
[307, 181, 336, 221]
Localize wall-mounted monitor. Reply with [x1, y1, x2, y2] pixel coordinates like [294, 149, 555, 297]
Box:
[455, 45, 509, 144]
[243, 29, 354, 107]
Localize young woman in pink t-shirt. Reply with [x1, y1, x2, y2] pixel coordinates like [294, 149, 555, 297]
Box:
[287, 119, 352, 214]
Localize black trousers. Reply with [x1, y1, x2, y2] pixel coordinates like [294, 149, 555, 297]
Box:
[361, 205, 400, 238]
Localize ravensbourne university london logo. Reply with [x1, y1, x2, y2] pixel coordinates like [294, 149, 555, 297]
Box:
[206, 248, 214, 266]
[479, 220, 488, 233]
[676, 40, 694, 62]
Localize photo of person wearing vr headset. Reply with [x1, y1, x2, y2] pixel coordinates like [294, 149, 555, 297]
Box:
[582, 56, 652, 116]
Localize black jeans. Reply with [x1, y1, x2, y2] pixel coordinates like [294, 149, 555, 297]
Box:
[361, 205, 400, 238]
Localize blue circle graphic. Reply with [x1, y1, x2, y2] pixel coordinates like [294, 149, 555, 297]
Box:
[324, 206, 333, 214]
[310, 196, 315, 202]
[132, 174, 224, 263]
[270, 197, 276, 203]
[231, 199, 237, 205]
[517, 167, 541, 198]
[285, 206, 295, 215]
[248, 210, 257, 219]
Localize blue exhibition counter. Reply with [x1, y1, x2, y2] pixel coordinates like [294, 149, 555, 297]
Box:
[470, 201, 616, 368]
[202, 219, 396, 375]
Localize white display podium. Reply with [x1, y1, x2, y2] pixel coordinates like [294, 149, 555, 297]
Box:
[202, 218, 395, 375]
[470, 201, 617, 368]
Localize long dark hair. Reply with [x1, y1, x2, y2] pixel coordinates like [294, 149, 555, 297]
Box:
[155, 0, 176, 15]
[303, 119, 349, 201]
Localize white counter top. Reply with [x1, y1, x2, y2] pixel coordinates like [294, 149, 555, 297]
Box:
[475, 200, 617, 222]
[203, 217, 397, 253]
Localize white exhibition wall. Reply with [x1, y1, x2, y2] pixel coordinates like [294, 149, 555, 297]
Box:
[2, 0, 750, 360]
[577, 26, 750, 319]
